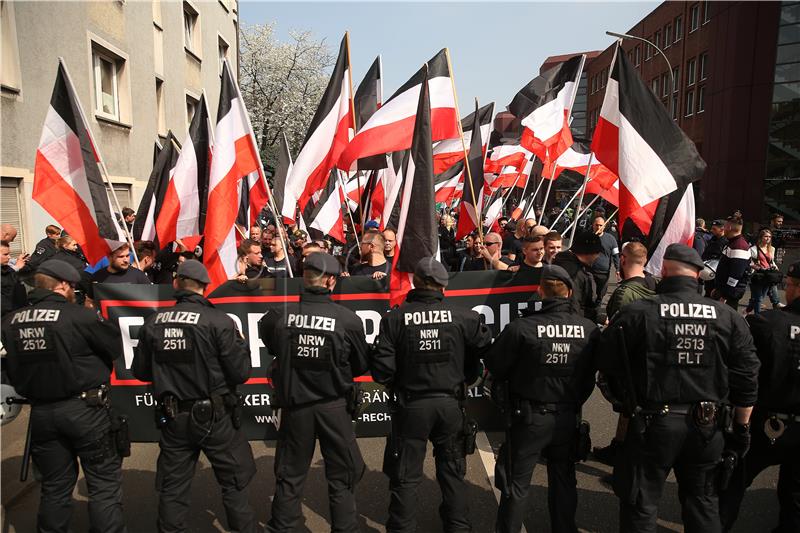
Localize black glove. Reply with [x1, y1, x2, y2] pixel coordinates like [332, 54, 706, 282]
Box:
[725, 422, 751, 459]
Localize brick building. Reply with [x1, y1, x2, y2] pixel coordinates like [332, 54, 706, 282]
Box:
[584, 1, 797, 225]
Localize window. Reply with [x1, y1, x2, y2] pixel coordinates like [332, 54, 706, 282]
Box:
[93, 50, 120, 120]
[655, 30, 662, 49]
[153, 25, 164, 76]
[687, 58, 697, 86]
[183, 1, 200, 58]
[662, 73, 669, 97]
[601, 68, 607, 89]
[156, 79, 166, 136]
[651, 77, 659, 95]
[675, 15, 683, 41]
[645, 40, 652, 61]
[672, 95, 679, 120]
[105, 184, 132, 213]
[703, 0, 711, 24]
[697, 86, 705, 113]
[1, 177, 25, 255]
[673, 66, 680, 92]
[186, 93, 198, 132]
[591, 75, 596, 94]
[690, 3, 700, 32]
[634, 45, 641, 66]
[665, 23, 673, 47]
[218, 35, 229, 75]
[700, 53, 708, 80]
[685, 90, 694, 116]
[1, 0, 22, 92]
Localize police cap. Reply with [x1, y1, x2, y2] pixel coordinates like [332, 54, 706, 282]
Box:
[541, 264, 573, 290]
[787, 261, 800, 279]
[414, 257, 449, 287]
[711, 219, 725, 227]
[176, 259, 210, 284]
[37, 259, 80, 284]
[570, 231, 603, 254]
[304, 252, 341, 276]
[292, 229, 308, 240]
[663, 243, 704, 270]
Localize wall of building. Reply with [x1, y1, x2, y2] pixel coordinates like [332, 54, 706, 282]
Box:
[0, 0, 238, 252]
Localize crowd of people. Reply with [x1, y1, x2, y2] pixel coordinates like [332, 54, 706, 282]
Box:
[0, 203, 798, 533]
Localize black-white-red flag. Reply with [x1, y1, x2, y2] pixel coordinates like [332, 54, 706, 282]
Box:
[509, 55, 584, 167]
[455, 100, 487, 239]
[591, 43, 705, 273]
[306, 169, 346, 243]
[134, 132, 180, 246]
[33, 60, 125, 266]
[390, 66, 438, 307]
[354, 55, 387, 171]
[433, 102, 494, 174]
[281, 35, 352, 222]
[156, 94, 211, 247]
[338, 49, 458, 171]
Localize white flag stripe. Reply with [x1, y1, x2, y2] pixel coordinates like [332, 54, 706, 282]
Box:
[619, 111, 678, 206]
[358, 77, 454, 133]
[172, 137, 201, 238]
[520, 81, 574, 141]
[209, 96, 250, 190]
[38, 108, 100, 227]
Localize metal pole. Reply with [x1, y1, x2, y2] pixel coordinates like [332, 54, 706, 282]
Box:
[606, 31, 674, 90]
[337, 170, 361, 250]
[566, 195, 600, 246]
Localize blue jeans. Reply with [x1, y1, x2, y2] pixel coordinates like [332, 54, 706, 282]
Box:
[768, 283, 782, 306]
[747, 280, 772, 314]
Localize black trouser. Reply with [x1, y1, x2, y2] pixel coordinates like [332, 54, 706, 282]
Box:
[156, 409, 256, 533]
[268, 397, 364, 533]
[614, 413, 724, 533]
[594, 271, 611, 306]
[719, 413, 800, 533]
[495, 408, 578, 533]
[385, 397, 469, 533]
[30, 398, 126, 533]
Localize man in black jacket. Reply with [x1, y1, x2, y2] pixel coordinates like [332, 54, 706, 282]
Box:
[2, 260, 126, 532]
[712, 217, 750, 308]
[486, 265, 599, 533]
[20, 224, 61, 274]
[258, 252, 370, 533]
[372, 257, 493, 533]
[1, 240, 27, 316]
[134, 260, 256, 533]
[598, 244, 760, 532]
[553, 231, 602, 322]
[720, 260, 800, 532]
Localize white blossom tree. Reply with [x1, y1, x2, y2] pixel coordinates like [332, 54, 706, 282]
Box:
[239, 23, 335, 169]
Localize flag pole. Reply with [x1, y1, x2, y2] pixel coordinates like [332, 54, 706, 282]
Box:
[598, 207, 619, 233]
[445, 49, 483, 242]
[550, 153, 594, 230]
[224, 60, 294, 277]
[337, 170, 361, 249]
[57, 57, 141, 269]
[566, 195, 601, 245]
[344, 31, 366, 240]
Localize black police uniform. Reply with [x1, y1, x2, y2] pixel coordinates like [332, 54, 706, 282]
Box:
[22, 237, 58, 273]
[486, 296, 599, 533]
[598, 275, 760, 533]
[133, 289, 256, 533]
[719, 299, 800, 532]
[372, 288, 493, 533]
[1, 279, 126, 532]
[258, 284, 370, 533]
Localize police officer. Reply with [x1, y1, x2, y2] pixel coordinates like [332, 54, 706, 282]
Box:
[486, 265, 599, 533]
[372, 257, 493, 533]
[719, 261, 800, 532]
[258, 252, 369, 533]
[1, 260, 127, 532]
[133, 260, 256, 533]
[598, 244, 760, 532]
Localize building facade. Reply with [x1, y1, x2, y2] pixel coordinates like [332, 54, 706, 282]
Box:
[1, 0, 239, 254]
[585, 1, 797, 225]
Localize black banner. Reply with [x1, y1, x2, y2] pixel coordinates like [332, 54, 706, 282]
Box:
[96, 272, 539, 441]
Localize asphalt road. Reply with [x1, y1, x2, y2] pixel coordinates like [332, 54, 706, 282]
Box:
[0, 386, 781, 533]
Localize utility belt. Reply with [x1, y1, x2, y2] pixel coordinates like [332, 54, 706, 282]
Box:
[396, 383, 467, 406]
[509, 399, 576, 422]
[637, 402, 733, 432]
[757, 409, 800, 445]
[31, 385, 110, 407]
[156, 391, 244, 430]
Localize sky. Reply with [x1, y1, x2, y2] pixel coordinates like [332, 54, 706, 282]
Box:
[239, 1, 658, 113]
